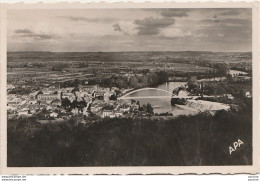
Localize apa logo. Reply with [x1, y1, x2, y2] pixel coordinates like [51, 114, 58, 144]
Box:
[229, 139, 244, 155]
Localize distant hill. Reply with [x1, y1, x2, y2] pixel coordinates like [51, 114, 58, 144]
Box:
[7, 51, 252, 63]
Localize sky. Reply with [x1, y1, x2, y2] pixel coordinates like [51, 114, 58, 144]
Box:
[7, 8, 252, 52]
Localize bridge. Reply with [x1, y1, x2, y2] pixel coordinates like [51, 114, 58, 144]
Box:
[118, 88, 173, 100]
[118, 87, 200, 100]
[119, 96, 173, 100]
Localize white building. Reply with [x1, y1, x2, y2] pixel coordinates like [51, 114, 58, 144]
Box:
[102, 110, 115, 118]
[50, 112, 58, 118]
[245, 92, 252, 98]
[115, 111, 123, 117]
[18, 110, 29, 116]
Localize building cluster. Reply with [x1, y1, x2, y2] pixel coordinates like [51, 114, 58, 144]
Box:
[7, 83, 148, 123]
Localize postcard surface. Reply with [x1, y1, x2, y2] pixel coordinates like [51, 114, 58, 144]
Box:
[0, 2, 259, 174]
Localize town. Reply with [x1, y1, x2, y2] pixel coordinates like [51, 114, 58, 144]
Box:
[7, 83, 152, 123]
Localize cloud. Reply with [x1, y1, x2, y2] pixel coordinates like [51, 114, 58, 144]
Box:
[195, 33, 208, 38]
[14, 29, 59, 40]
[218, 9, 243, 16]
[201, 18, 251, 27]
[15, 29, 33, 34]
[60, 16, 118, 23]
[218, 33, 224, 37]
[113, 21, 138, 35]
[220, 18, 251, 26]
[134, 17, 175, 35]
[159, 26, 209, 40]
[160, 28, 192, 38]
[113, 23, 122, 32]
[160, 9, 188, 17]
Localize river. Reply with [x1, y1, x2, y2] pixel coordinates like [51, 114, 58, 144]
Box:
[124, 82, 191, 116]
[122, 69, 247, 116]
[199, 69, 248, 81]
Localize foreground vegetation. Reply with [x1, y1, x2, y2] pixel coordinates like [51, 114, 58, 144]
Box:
[8, 98, 252, 166]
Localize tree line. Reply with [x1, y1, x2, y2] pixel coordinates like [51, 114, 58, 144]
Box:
[99, 71, 169, 89]
[60, 71, 169, 89]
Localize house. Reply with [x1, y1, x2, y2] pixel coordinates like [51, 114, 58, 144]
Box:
[52, 100, 62, 106]
[75, 91, 86, 100]
[83, 110, 90, 116]
[139, 111, 147, 116]
[104, 92, 111, 101]
[82, 107, 90, 115]
[102, 110, 115, 118]
[18, 99, 27, 105]
[50, 112, 58, 118]
[178, 90, 189, 97]
[84, 97, 92, 103]
[95, 91, 104, 100]
[71, 108, 79, 114]
[27, 104, 40, 114]
[7, 101, 19, 110]
[7, 113, 15, 119]
[80, 85, 98, 91]
[7, 105, 17, 111]
[60, 109, 67, 113]
[84, 90, 94, 98]
[60, 113, 71, 119]
[119, 105, 130, 112]
[90, 102, 105, 113]
[245, 92, 252, 98]
[115, 111, 123, 117]
[18, 110, 29, 116]
[28, 99, 38, 104]
[37, 93, 61, 101]
[7, 84, 15, 90]
[131, 103, 140, 110]
[237, 76, 251, 80]
[62, 92, 76, 101]
[224, 94, 234, 100]
[7, 98, 20, 105]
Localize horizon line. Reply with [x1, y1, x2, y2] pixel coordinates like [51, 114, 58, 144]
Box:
[7, 50, 252, 53]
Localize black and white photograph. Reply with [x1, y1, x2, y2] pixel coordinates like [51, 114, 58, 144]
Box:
[2, 5, 258, 172]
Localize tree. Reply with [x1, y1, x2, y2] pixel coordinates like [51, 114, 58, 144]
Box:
[72, 86, 79, 93]
[42, 108, 47, 114]
[74, 79, 80, 87]
[61, 98, 71, 109]
[37, 91, 43, 95]
[146, 103, 154, 115]
[115, 90, 122, 96]
[129, 76, 139, 88]
[71, 100, 78, 109]
[215, 63, 230, 76]
[203, 82, 216, 95]
[115, 78, 128, 89]
[156, 71, 169, 84]
[79, 100, 87, 108]
[215, 86, 226, 95]
[187, 76, 200, 95]
[227, 74, 233, 81]
[109, 94, 117, 101]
